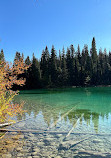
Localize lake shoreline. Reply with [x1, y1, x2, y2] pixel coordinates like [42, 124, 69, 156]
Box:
[19, 84, 111, 92]
[1, 87, 111, 157]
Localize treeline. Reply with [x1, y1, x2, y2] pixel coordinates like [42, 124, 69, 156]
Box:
[1, 37, 111, 89]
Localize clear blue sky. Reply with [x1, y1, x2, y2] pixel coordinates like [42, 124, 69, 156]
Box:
[0, 0, 111, 61]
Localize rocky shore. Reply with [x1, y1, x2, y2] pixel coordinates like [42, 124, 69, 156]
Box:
[0, 131, 111, 158]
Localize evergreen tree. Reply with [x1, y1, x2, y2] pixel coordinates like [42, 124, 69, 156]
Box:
[61, 47, 68, 86]
[80, 48, 86, 85]
[0, 49, 5, 62]
[3, 37, 111, 89]
[109, 51, 111, 66]
[66, 47, 71, 85]
[108, 51, 111, 84]
[29, 53, 41, 89]
[91, 37, 97, 64]
[49, 45, 57, 86]
[25, 56, 31, 65]
[58, 50, 62, 68]
[77, 45, 81, 64]
[103, 48, 109, 84]
[84, 45, 91, 85]
[70, 44, 75, 85]
[56, 50, 62, 86]
[98, 48, 104, 84]
[24, 56, 31, 89]
[90, 37, 98, 85]
[40, 46, 50, 87]
[74, 46, 81, 86]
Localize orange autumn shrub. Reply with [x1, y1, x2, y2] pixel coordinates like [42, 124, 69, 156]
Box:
[0, 57, 28, 123]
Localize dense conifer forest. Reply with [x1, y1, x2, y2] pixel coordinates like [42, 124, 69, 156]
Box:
[1, 37, 111, 89]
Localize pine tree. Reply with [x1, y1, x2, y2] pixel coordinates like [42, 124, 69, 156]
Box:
[77, 45, 81, 64]
[58, 50, 62, 68]
[75, 45, 81, 86]
[109, 51, 111, 66]
[66, 48, 71, 85]
[70, 45, 75, 86]
[74, 58, 79, 86]
[25, 56, 31, 65]
[103, 48, 109, 84]
[80, 48, 86, 85]
[108, 51, 111, 84]
[40, 46, 49, 87]
[0, 49, 5, 62]
[49, 45, 57, 86]
[98, 48, 104, 84]
[24, 56, 31, 89]
[61, 47, 68, 86]
[4, 38, 111, 89]
[91, 37, 97, 64]
[96, 57, 101, 85]
[84, 45, 91, 85]
[30, 53, 41, 88]
[90, 37, 98, 85]
[84, 45, 91, 74]
[56, 50, 62, 86]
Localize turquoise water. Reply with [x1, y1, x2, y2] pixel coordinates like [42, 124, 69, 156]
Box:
[1, 87, 111, 157]
[14, 87, 111, 133]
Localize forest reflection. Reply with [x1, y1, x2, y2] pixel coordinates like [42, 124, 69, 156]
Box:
[14, 89, 111, 134]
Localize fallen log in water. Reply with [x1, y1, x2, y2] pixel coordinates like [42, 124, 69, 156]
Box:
[77, 150, 111, 157]
[48, 102, 80, 129]
[0, 122, 14, 128]
[0, 128, 111, 136]
[0, 116, 35, 128]
[66, 113, 84, 138]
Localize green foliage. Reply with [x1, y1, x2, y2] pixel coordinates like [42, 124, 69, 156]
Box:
[23, 37, 111, 88]
[2, 37, 111, 90]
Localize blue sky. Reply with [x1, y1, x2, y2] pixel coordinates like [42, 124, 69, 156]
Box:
[0, 0, 111, 61]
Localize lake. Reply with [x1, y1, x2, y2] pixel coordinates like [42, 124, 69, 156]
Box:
[1, 87, 111, 157]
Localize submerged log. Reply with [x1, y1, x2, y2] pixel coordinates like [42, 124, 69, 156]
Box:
[0, 128, 111, 136]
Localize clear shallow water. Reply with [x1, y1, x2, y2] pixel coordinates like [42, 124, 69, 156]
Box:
[1, 87, 111, 157]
